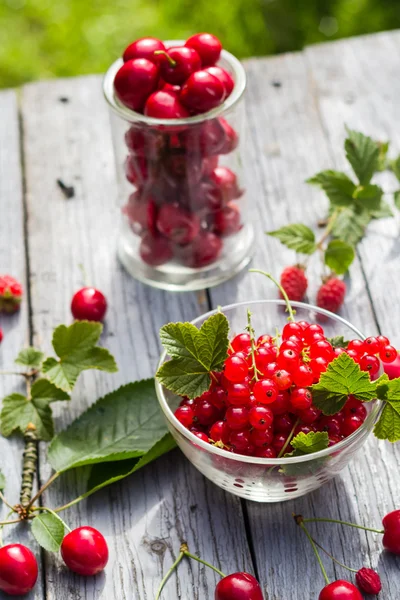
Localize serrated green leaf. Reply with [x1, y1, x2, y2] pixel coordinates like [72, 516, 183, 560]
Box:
[377, 141, 390, 171]
[31, 379, 70, 403]
[327, 336, 349, 349]
[352, 184, 383, 211]
[157, 313, 229, 399]
[31, 513, 65, 552]
[370, 199, 394, 219]
[390, 156, 400, 181]
[0, 471, 5, 491]
[291, 431, 329, 455]
[42, 321, 117, 392]
[331, 207, 371, 246]
[324, 240, 355, 275]
[48, 379, 169, 472]
[15, 347, 45, 369]
[374, 378, 400, 442]
[394, 191, 400, 211]
[0, 393, 54, 441]
[267, 224, 316, 254]
[311, 353, 377, 415]
[307, 170, 356, 207]
[344, 129, 380, 185]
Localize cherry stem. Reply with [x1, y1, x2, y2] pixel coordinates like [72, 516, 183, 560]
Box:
[31, 506, 71, 532]
[155, 548, 185, 600]
[277, 418, 300, 459]
[0, 370, 31, 377]
[0, 492, 16, 512]
[302, 517, 384, 535]
[246, 309, 260, 381]
[311, 538, 358, 573]
[298, 521, 330, 586]
[154, 50, 177, 67]
[26, 471, 60, 511]
[0, 517, 23, 526]
[183, 551, 226, 578]
[249, 270, 296, 322]
[316, 210, 339, 250]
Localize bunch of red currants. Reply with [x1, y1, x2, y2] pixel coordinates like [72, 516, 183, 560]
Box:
[113, 34, 243, 269]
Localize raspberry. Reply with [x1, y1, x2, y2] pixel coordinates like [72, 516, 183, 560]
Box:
[279, 266, 308, 301]
[355, 568, 382, 595]
[0, 275, 23, 313]
[316, 277, 346, 313]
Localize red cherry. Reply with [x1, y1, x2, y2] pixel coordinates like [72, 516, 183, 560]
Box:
[212, 203, 242, 236]
[114, 58, 159, 112]
[61, 527, 108, 576]
[181, 71, 225, 113]
[139, 232, 173, 266]
[123, 191, 157, 234]
[382, 509, 400, 554]
[125, 154, 150, 186]
[144, 90, 190, 119]
[204, 66, 234, 98]
[157, 204, 200, 244]
[158, 47, 201, 84]
[209, 167, 242, 203]
[319, 580, 363, 600]
[0, 328, 3, 344]
[177, 231, 222, 268]
[71, 287, 107, 322]
[124, 126, 164, 158]
[122, 37, 166, 63]
[185, 33, 222, 67]
[0, 544, 38, 596]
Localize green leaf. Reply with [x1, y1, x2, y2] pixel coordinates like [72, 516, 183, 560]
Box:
[331, 207, 371, 246]
[344, 129, 380, 184]
[311, 353, 377, 415]
[15, 347, 45, 369]
[394, 191, 400, 211]
[377, 141, 390, 171]
[370, 200, 394, 219]
[1, 393, 54, 441]
[324, 240, 355, 275]
[290, 431, 329, 455]
[267, 224, 316, 254]
[307, 170, 356, 207]
[48, 379, 170, 472]
[374, 378, 400, 442]
[352, 184, 383, 211]
[327, 336, 349, 349]
[31, 379, 70, 404]
[157, 313, 229, 399]
[31, 513, 65, 552]
[42, 321, 117, 392]
[0, 470, 5, 491]
[390, 156, 400, 181]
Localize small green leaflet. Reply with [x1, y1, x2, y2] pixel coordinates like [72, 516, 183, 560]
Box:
[331, 206, 371, 246]
[280, 431, 329, 476]
[390, 155, 400, 181]
[42, 321, 117, 393]
[15, 347, 45, 369]
[327, 336, 349, 349]
[307, 170, 356, 207]
[267, 224, 316, 254]
[374, 378, 400, 442]
[371, 200, 393, 220]
[48, 379, 170, 472]
[324, 240, 355, 275]
[352, 184, 383, 212]
[394, 191, 400, 211]
[377, 140, 390, 171]
[31, 513, 65, 552]
[0, 470, 5, 491]
[156, 313, 229, 399]
[344, 129, 380, 185]
[311, 353, 377, 415]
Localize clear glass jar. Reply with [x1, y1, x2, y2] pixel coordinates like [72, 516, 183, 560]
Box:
[103, 43, 253, 291]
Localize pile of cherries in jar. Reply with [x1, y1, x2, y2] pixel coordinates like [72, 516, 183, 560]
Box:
[113, 34, 243, 269]
[174, 322, 398, 458]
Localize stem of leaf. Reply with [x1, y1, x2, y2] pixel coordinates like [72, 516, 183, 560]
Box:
[298, 521, 330, 586]
[0, 492, 16, 512]
[277, 418, 300, 459]
[53, 488, 97, 513]
[31, 506, 71, 532]
[246, 309, 260, 381]
[302, 517, 384, 535]
[0, 370, 31, 377]
[155, 549, 185, 600]
[249, 270, 295, 322]
[26, 471, 60, 511]
[316, 210, 339, 251]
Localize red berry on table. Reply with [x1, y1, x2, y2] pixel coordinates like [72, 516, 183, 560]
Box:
[114, 58, 159, 112]
[0, 544, 38, 595]
[122, 37, 166, 63]
[224, 355, 249, 382]
[280, 265, 308, 301]
[204, 66, 234, 98]
[185, 32, 222, 67]
[252, 379, 278, 404]
[319, 580, 363, 600]
[316, 277, 346, 313]
[61, 527, 108, 576]
[215, 572, 264, 600]
[180, 70, 225, 113]
[71, 287, 107, 322]
[380, 344, 397, 363]
[382, 509, 400, 554]
[158, 47, 201, 85]
[140, 232, 173, 267]
[355, 568, 382, 595]
[157, 203, 200, 244]
[0, 275, 23, 313]
[144, 90, 190, 119]
[177, 231, 222, 268]
[359, 354, 380, 376]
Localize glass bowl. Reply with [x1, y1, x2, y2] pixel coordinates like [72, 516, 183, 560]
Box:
[156, 300, 381, 502]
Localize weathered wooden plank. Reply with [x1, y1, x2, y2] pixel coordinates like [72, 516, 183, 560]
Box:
[0, 90, 45, 598]
[21, 76, 254, 599]
[209, 47, 400, 598]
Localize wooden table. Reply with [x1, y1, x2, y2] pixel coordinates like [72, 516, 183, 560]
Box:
[1, 30, 400, 599]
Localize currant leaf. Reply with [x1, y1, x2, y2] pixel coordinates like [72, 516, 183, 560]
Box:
[311, 353, 377, 415]
[344, 129, 380, 185]
[307, 170, 356, 207]
[327, 336, 349, 349]
[48, 379, 170, 472]
[289, 431, 329, 455]
[267, 224, 316, 254]
[394, 190, 400, 211]
[31, 513, 65, 552]
[0, 470, 5, 491]
[331, 206, 371, 247]
[157, 313, 229, 399]
[324, 240, 355, 275]
[390, 155, 400, 181]
[15, 347, 45, 369]
[352, 184, 383, 212]
[377, 140, 390, 171]
[374, 378, 400, 442]
[42, 321, 117, 392]
[0, 393, 54, 441]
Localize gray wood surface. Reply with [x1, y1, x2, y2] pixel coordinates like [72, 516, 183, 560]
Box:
[1, 29, 400, 600]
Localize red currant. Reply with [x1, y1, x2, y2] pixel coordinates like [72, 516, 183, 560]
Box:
[347, 339, 364, 354]
[224, 355, 249, 382]
[280, 339, 302, 353]
[257, 334, 272, 346]
[274, 413, 295, 433]
[363, 336, 380, 355]
[273, 369, 292, 391]
[380, 344, 397, 363]
[298, 406, 321, 424]
[297, 320, 310, 330]
[174, 405, 194, 428]
[303, 323, 324, 343]
[61, 527, 109, 576]
[277, 349, 300, 372]
[342, 415, 363, 437]
[226, 382, 251, 405]
[248, 406, 273, 430]
[282, 322, 303, 340]
[382, 510, 400, 554]
[250, 427, 274, 447]
[318, 416, 342, 436]
[209, 386, 227, 410]
[0, 544, 38, 595]
[334, 347, 346, 357]
[194, 431, 209, 443]
[209, 420, 230, 445]
[272, 433, 291, 454]
[290, 388, 313, 411]
[359, 354, 380, 376]
[229, 429, 251, 453]
[377, 334, 390, 348]
[255, 345, 278, 372]
[231, 333, 251, 353]
[292, 363, 314, 387]
[309, 340, 334, 360]
[254, 446, 277, 458]
[319, 580, 362, 600]
[194, 398, 219, 425]
[263, 361, 279, 378]
[346, 349, 361, 363]
[344, 397, 367, 419]
[269, 391, 291, 415]
[252, 379, 278, 404]
[310, 356, 329, 377]
[225, 406, 249, 430]
[71, 287, 107, 322]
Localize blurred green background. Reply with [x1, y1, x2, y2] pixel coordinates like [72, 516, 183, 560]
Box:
[1, 0, 400, 88]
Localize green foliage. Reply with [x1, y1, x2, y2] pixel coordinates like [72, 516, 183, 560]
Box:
[374, 378, 400, 442]
[0, 470, 5, 491]
[157, 313, 229, 399]
[48, 379, 170, 472]
[324, 240, 355, 275]
[267, 224, 316, 254]
[15, 347, 44, 369]
[307, 170, 356, 207]
[344, 129, 380, 185]
[327, 336, 349, 349]
[331, 206, 371, 246]
[31, 513, 65, 552]
[289, 431, 329, 456]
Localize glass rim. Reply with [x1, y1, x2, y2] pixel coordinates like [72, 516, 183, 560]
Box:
[156, 299, 382, 465]
[103, 41, 247, 127]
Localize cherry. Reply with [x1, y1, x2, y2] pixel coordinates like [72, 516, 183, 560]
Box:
[204, 66, 234, 98]
[209, 167, 242, 203]
[252, 379, 278, 404]
[175, 405, 194, 428]
[123, 191, 157, 234]
[212, 203, 242, 236]
[177, 231, 222, 268]
[226, 406, 249, 430]
[123, 37, 166, 63]
[382, 509, 400, 554]
[114, 58, 159, 112]
[125, 154, 150, 185]
[140, 232, 173, 267]
[157, 204, 200, 244]
[0, 544, 38, 596]
[319, 580, 362, 600]
[61, 527, 108, 576]
[181, 71, 225, 113]
[144, 90, 190, 119]
[124, 126, 164, 158]
[290, 388, 312, 411]
[158, 47, 201, 85]
[217, 118, 239, 154]
[71, 287, 107, 322]
[248, 405, 274, 430]
[185, 33, 222, 67]
[224, 355, 249, 382]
